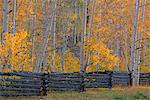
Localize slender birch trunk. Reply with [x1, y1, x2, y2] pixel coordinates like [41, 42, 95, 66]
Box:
[11, 0, 16, 70]
[36, 1, 54, 72]
[130, 0, 140, 87]
[36, 19, 53, 72]
[12, 0, 16, 35]
[30, 17, 34, 68]
[135, 0, 145, 85]
[50, 0, 57, 72]
[88, 0, 96, 37]
[141, 0, 146, 66]
[2, 0, 9, 43]
[31, 0, 37, 71]
[80, 0, 87, 72]
[60, 48, 64, 72]
[116, 39, 120, 71]
[0, 0, 9, 70]
[84, 0, 96, 71]
[136, 31, 142, 85]
[125, 29, 129, 72]
[61, 21, 67, 72]
[73, 0, 77, 45]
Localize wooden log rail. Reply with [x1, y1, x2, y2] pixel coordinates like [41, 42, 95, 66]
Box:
[0, 71, 43, 96]
[0, 71, 149, 96]
[48, 72, 83, 91]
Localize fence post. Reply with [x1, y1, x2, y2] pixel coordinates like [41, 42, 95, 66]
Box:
[45, 73, 49, 92]
[129, 72, 132, 87]
[109, 71, 113, 89]
[80, 72, 85, 92]
[41, 73, 49, 96]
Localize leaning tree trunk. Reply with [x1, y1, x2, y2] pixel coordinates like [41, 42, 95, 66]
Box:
[36, 19, 53, 72]
[36, 0, 54, 72]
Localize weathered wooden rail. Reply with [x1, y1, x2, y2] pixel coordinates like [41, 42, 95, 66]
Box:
[0, 71, 45, 96]
[48, 72, 82, 91]
[0, 71, 150, 96]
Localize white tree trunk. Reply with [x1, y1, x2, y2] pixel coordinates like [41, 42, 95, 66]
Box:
[50, 0, 57, 72]
[80, 0, 87, 72]
[31, 0, 37, 71]
[130, 0, 140, 87]
[125, 29, 129, 72]
[135, 0, 145, 85]
[12, 0, 16, 35]
[88, 0, 96, 37]
[73, 0, 77, 45]
[2, 0, 9, 43]
[116, 39, 120, 71]
[36, 1, 55, 72]
[36, 20, 53, 72]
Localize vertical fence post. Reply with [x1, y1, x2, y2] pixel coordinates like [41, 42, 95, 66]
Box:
[109, 71, 113, 89]
[45, 73, 49, 92]
[80, 72, 85, 92]
[105, 70, 113, 88]
[129, 72, 132, 87]
[41, 73, 49, 96]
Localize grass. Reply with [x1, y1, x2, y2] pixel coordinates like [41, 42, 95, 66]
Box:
[0, 87, 150, 100]
[48, 87, 150, 100]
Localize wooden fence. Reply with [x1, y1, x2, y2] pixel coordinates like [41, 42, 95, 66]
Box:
[0, 71, 150, 96]
[84, 71, 111, 88]
[111, 71, 131, 86]
[0, 71, 46, 96]
[140, 72, 150, 85]
[46, 71, 150, 91]
[47, 72, 83, 91]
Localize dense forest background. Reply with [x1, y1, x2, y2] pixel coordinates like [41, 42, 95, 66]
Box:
[0, 0, 149, 76]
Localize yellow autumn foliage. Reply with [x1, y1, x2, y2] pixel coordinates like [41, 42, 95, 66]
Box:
[0, 31, 32, 72]
[140, 65, 150, 72]
[48, 50, 80, 72]
[85, 36, 119, 72]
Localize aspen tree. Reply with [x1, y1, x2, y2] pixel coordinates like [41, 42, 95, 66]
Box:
[12, 0, 16, 35]
[130, 0, 140, 86]
[2, 0, 9, 43]
[80, 0, 87, 72]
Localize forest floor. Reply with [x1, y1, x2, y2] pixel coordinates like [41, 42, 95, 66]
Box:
[0, 86, 150, 100]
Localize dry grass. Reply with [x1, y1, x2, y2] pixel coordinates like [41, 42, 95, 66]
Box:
[0, 86, 150, 100]
[48, 86, 150, 100]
